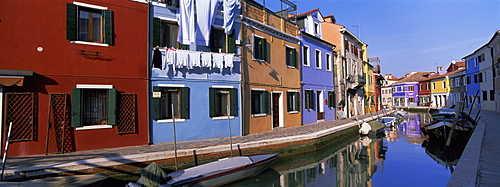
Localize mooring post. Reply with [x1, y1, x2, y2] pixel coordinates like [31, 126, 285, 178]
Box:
[445, 102, 463, 149]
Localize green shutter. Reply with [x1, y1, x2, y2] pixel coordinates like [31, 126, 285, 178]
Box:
[295, 92, 300, 112]
[230, 88, 238, 116]
[209, 88, 215, 117]
[153, 17, 161, 47]
[328, 91, 335, 107]
[262, 91, 269, 114]
[66, 3, 77, 41]
[180, 87, 190, 119]
[228, 32, 236, 53]
[292, 48, 297, 68]
[152, 87, 161, 120]
[103, 10, 113, 45]
[308, 91, 315, 110]
[261, 38, 267, 61]
[71, 88, 82, 127]
[179, 44, 188, 50]
[107, 89, 117, 125]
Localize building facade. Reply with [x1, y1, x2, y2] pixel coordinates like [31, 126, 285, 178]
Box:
[241, 0, 302, 134]
[0, 0, 150, 156]
[294, 9, 336, 124]
[149, 0, 242, 143]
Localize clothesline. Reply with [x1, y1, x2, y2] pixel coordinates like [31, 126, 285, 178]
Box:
[152, 48, 235, 71]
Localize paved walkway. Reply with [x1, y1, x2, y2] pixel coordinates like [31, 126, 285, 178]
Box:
[448, 108, 500, 187]
[1, 110, 392, 180]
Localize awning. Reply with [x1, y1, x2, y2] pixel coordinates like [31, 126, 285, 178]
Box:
[0, 69, 34, 86]
[0, 76, 25, 86]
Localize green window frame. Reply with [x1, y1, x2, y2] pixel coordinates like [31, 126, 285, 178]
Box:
[286, 46, 298, 68]
[305, 90, 315, 110]
[251, 90, 269, 115]
[66, 3, 113, 45]
[253, 35, 267, 61]
[153, 17, 180, 48]
[71, 88, 117, 127]
[209, 88, 238, 117]
[287, 91, 300, 112]
[152, 86, 190, 120]
[328, 91, 335, 108]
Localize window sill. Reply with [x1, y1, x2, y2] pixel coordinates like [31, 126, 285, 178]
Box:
[157, 119, 186, 123]
[252, 113, 267, 117]
[288, 111, 299, 114]
[71, 41, 109, 47]
[253, 59, 266, 63]
[76, 125, 113, 131]
[287, 65, 297, 69]
[212, 116, 235, 120]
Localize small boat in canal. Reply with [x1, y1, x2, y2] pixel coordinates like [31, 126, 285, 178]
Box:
[128, 153, 279, 187]
[359, 121, 385, 137]
[421, 108, 476, 145]
[378, 116, 398, 126]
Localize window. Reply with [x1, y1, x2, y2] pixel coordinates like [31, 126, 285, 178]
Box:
[286, 46, 298, 68]
[408, 86, 414, 92]
[326, 53, 332, 71]
[314, 22, 319, 35]
[287, 91, 300, 112]
[210, 28, 226, 53]
[327, 91, 335, 108]
[432, 83, 436, 89]
[443, 81, 446, 89]
[409, 97, 415, 103]
[483, 91, 488, 101]
[72, 88, 118, 127]
[426, 83, 430, 90]
[253, 35, 267, 61]
[467, 76, 471, 84]
[315, 50, 321, 69]
[66, 3, 113, 44]
[209, 88, 238, 117]
[479, 72, 483, 83]
[303, 46, 310, 66]
[153, 18, 179, 48]
[419, 84, 422, 91]
[251, 90, 269, 114]
[305, 90, 315, 110]
[490, 90, 495, 101]
[152, 86, 190, 120]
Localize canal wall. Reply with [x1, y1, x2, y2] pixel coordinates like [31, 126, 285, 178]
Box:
[2, 111, 393, 180]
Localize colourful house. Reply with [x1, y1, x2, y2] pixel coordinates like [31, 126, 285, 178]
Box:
[0, 0, 149, 156]
[149, 0, 242, 143]
[292, 9, 336, 124]
[240, 0, 301, 134]
[392, 72, 434, 107]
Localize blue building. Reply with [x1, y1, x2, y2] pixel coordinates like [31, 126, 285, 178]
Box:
[463, 50, 482, 109]
[293, 9, 336, 124]
[149, 0, 242, 143]
[392, 72, 434, 107]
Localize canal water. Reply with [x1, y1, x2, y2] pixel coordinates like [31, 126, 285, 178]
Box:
[227, 113, 457, 187]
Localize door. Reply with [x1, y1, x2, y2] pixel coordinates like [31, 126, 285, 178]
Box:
[272, 93, 280, 128]
[316, 90, 324, 120]
[47, 93, 73, 154]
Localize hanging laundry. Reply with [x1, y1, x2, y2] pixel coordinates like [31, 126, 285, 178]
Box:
[177, 0, 195, 45]
[195, 0, 220, 46]
[152, 48, 162, 69]
[176, 50, 190, 68]
[189, 51, 201, 68]
[224, 54, 234, 68]
[164, 48, 176, 69]
[223, 0, 239, 34]
[201, 52, 212, 68]
[212, 53, 224, 68]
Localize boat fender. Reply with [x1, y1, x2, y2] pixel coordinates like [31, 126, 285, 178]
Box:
[359, 122, 371, 135]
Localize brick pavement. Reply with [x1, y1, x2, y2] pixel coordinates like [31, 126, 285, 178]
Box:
[1, 110, 393, 180]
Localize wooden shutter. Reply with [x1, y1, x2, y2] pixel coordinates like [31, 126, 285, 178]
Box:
[107, 89, 117, 125]
[328, 91, 335, 107]
[294, 92, 300, 112]
[230, 88, 238, 116]
[262, 91, 269, 114]
[103, 10, 113, 45]
[179, 44, 188, 50]
[66, 3, 77, 41]
[308, 90, 315, 110]
[292, 48, 297, 68]
[153, 17, 161, 47]
[180, 87, 190, 119]
[228, 32, 236, 53]
[71, 88, 82, 127]
[152, 86, 161, 120]
[209, 88, 215, 117]
[261, 38, 267, 61]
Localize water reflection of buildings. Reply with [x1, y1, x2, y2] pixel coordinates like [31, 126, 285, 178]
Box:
[396, 113, 426, 145]
[278, 137, 387, 187]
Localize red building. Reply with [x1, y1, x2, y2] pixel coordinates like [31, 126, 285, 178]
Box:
[0, 0, 149, 156]
[418, 78, 432, 106]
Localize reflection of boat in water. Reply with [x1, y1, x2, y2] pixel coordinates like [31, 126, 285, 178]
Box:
[421, 108, 476, 145]
[378, 117, 398, 126]
[128, 153, 279, 187]
[422, 139, 467, 173]
[225, 169, 280, 187]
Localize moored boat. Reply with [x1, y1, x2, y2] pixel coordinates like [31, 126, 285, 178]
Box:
[421, 108, 476, 145]
[128, 153, 279, 187]
[378, 116, 398, 126]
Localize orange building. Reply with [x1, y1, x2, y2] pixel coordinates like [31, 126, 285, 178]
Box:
[240, 0, 302, 134]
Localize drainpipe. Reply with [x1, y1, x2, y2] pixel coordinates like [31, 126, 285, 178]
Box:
[146, 1, 152, 145]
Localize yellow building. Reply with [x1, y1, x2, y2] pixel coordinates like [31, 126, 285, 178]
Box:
[430, 69, 451, 108]
[240, 0, 301, 134]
